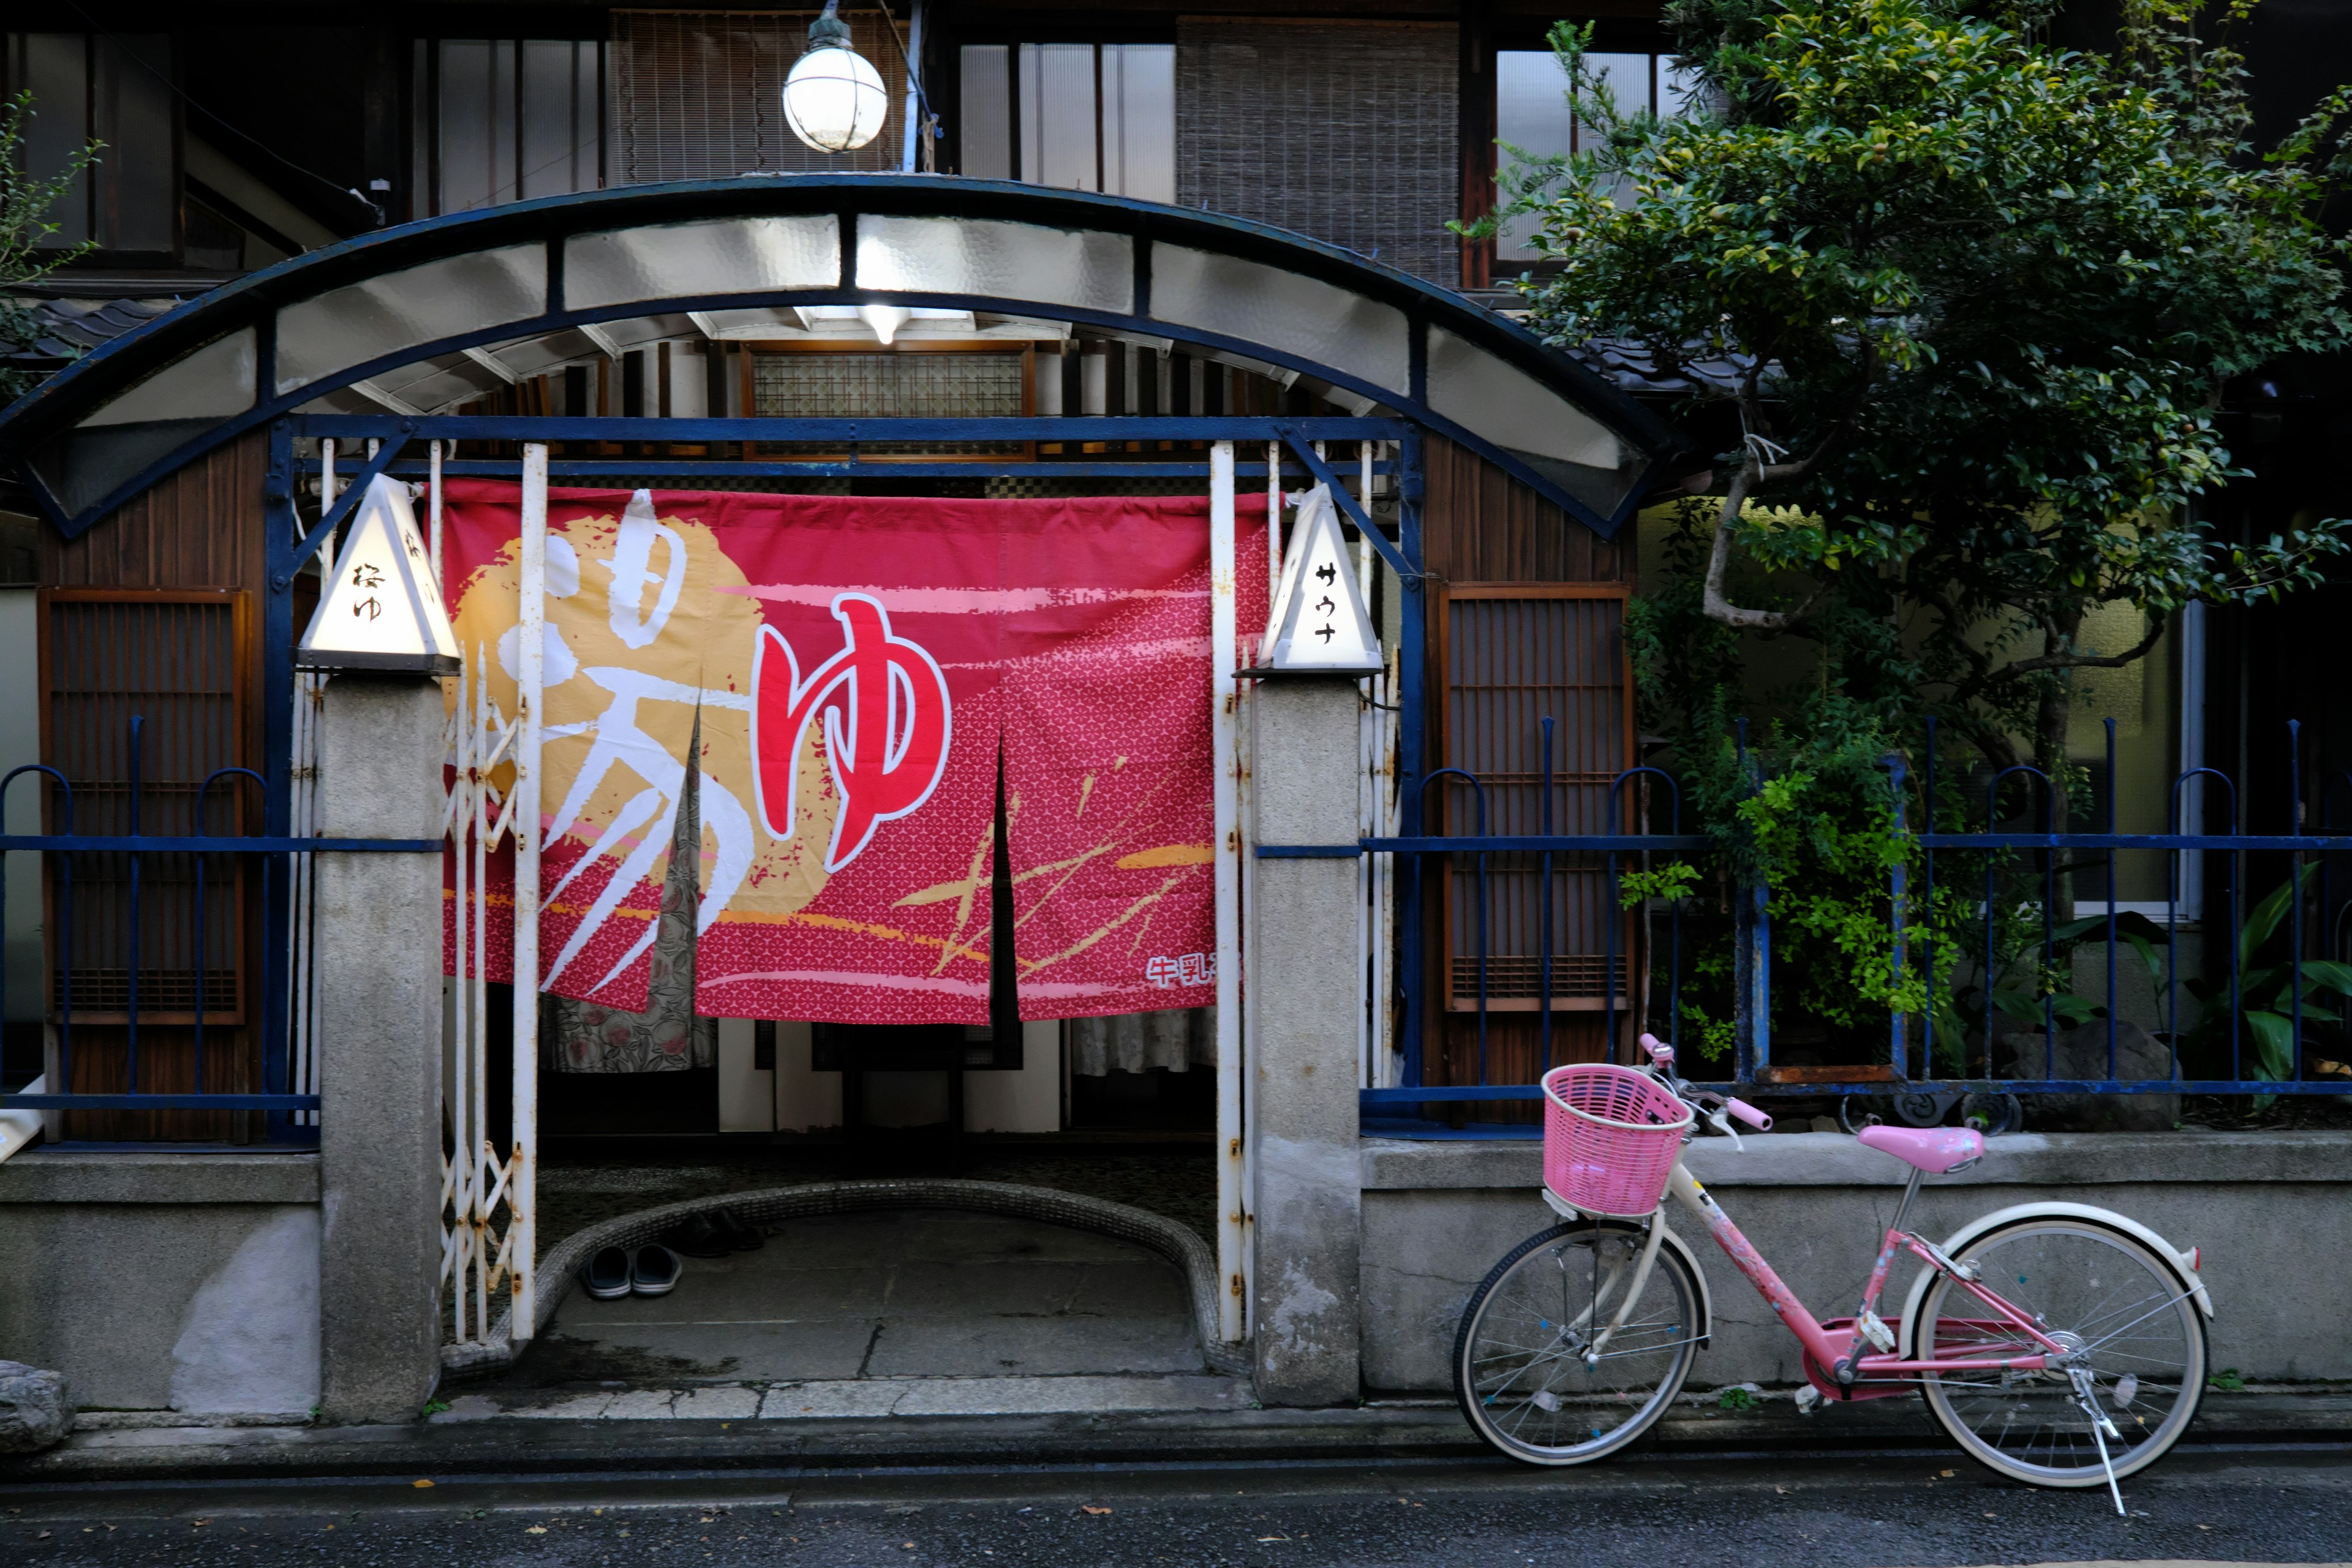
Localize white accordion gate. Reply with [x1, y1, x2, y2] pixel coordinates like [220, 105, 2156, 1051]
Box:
[438, 442, 545, 1351]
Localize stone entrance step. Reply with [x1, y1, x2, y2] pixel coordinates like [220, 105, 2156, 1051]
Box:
[433, 1373, 1255, 1422]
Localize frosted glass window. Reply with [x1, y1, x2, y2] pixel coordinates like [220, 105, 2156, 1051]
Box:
[78, 330, 257, 429]
[858, 216, 1132, 315]
[12, 33, 173, 254]
[1020, 44, 1098, 192]
[1495, 51, 1573, 262]
[275, 244, 546, 394]
[1580, 53, 1656, 124]
[94, 36, 173, 253]
[1150, 247, 1409, 395]
[960, 45, 1011, 179]
[1661, 62, 1701, 118]
[967, 42, 1174, 199]
[426, 37, 603, 214]
[520, 40, 601, 200]
[20, 34, 92, 247]
[1427, 326, 1625, 472]
[437, 40, 518, 212]
[1106, 45, 1174, 203]
[1494, 50, 1678, 261]
[566, 216, 840, 309]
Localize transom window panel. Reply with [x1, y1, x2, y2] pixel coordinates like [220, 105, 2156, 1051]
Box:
[1494, 50, 1696, 261]
[1439, 586, 1631, 1014]
[1176, 20, 1457, 282]
[744, 345, 1031, 456]
[412, 38, 605, 216]
[612, 9, 908, 182]
[956, 43, 1174, 202]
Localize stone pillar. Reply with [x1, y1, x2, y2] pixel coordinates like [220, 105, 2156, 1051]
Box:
[1248, 676, 1365, 1405]
[315, 674, 447, 1423]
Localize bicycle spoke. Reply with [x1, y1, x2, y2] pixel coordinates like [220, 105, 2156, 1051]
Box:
[1920, 1221, 2201, 1488]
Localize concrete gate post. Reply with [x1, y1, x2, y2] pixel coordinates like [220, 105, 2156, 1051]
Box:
[315, 674, 447, 1422]
[1248, 676, 1365, 1405]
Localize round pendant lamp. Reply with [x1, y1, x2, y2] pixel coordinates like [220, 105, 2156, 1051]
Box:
[783, 2, 889, 154]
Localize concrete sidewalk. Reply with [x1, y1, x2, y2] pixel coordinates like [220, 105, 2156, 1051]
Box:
[7, 1389, 2344, 1489]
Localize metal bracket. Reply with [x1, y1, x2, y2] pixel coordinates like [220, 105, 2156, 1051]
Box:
[1279, 431, 1411, 579]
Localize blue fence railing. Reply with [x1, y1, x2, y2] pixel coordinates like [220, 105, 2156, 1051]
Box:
[0, 716, 440, 1125]
[1265, 717, 2352, 1137]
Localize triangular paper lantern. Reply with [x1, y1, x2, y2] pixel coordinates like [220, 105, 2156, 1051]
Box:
[296, 474, 461, 674]
[1249, 483, 1382, 676]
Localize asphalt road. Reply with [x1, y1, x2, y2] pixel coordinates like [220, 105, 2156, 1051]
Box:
[2, 1443, 2346, 1567]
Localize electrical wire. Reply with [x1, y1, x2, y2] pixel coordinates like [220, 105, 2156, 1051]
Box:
[58, 0, 383, 225]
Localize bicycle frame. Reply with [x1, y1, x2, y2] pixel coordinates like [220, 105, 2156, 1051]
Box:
[1660, 1161, 2071, 1398]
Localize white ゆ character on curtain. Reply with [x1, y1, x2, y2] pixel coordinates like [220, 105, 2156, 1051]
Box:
[500, 489, 756, 1001]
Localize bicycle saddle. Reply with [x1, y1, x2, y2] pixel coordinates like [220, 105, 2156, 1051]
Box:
[1856, 1123, 1985, 1174]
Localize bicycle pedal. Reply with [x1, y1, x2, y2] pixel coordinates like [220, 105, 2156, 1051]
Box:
[1793, 1386, 1823, 1417]
[1856, 1310, 1897, 1353]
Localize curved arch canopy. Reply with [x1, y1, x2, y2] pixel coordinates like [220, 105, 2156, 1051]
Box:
[0, 176, 1685, 537]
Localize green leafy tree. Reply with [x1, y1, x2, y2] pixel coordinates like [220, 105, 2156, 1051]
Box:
[1, 89, 104, 404]
[1477, 0, 2352, 1065]
[1487, 0, 2351, 812]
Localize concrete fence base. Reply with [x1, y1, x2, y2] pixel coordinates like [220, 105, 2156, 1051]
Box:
[1360, 1129, 2352, 1392]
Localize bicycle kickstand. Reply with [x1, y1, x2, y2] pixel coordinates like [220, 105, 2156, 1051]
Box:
[2068, 1368, 2127, 1516]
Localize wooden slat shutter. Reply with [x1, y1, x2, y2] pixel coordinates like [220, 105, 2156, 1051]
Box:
[1433, 584, 1634, 1080]
[611, 9, 909, 182]
[1175, 19, 1460, 284]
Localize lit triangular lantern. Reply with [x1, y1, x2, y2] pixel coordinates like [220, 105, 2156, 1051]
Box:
[296, 474, 460, 674]
[1247, 483, 1382, 676]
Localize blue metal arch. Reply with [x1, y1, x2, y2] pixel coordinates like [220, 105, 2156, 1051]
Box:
[0, 176, 1687, 538]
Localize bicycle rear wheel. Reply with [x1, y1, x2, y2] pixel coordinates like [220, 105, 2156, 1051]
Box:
[1452, 1219, 1702, 1466]
[1918, 1216, 2206, 1488]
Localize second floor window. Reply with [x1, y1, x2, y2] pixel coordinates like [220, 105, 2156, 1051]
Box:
[412, 37, 605, 217]
[1494, 50, 1694, 262]
[4, 31, 175, 256]
[957, 43, 1174, 202]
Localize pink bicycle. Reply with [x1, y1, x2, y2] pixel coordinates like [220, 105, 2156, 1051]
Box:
[1452, 1035, 2214, 1509]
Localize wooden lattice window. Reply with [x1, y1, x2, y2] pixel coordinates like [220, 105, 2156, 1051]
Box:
[1436, 584, 1633, 1016]
[41, 590, 254, 1029]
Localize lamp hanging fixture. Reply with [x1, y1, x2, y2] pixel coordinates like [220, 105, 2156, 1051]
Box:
[783, 1, 889, 153]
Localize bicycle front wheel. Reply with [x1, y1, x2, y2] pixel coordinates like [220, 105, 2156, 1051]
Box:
[1918, 1216, 2206, 1488]
[1452, 1219, 1702, 1466]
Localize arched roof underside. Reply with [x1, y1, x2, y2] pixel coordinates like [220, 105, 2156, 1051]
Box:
[0, 176, 1687, 539]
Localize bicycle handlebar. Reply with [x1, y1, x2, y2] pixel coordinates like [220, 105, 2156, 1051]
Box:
[1640, 1032, 1773, 1140]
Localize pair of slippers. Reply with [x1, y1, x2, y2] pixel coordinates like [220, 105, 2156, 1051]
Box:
[663, 1210, 766, 1259]
[582, 1244, 682, 1299]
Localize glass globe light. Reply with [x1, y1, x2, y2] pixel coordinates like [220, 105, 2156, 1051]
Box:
[783, 2, 888, 154]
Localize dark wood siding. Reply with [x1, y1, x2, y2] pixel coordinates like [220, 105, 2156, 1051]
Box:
[37, 431, 270, 1141]
[1418, 435, 1634, 1098]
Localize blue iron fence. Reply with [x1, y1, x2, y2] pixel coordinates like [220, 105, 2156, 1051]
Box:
[1306, 716, 2352, 1137]
[0, 716, 439, 1131]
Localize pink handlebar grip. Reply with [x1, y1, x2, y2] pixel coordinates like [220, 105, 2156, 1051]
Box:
[1638, 1032, 1674, 1063]
[1724, 1096, 1773, 1131]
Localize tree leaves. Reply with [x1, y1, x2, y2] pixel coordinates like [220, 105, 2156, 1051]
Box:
[1491, 0, 2351, 754]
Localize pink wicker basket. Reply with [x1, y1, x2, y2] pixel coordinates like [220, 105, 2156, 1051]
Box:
[1541, 1064, 1693, 1217]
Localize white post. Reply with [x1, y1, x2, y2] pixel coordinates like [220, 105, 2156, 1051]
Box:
[1266, 440, 1282, 616]
[509, 443, 546, 1340]
[428, 440, 444, 587]
[1210, 439, 1245, 1344]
